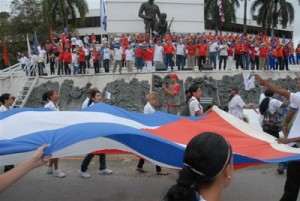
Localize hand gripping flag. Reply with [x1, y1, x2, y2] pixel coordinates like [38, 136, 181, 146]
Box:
[1, 103, 300, 169]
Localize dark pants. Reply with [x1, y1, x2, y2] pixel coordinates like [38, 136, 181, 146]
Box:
[263, 129, 279, 138]
[79, 62, 86, 74]
[64, 62, 70, 75]
[94, 60, 99, 73]
[50, 61, 55, 75]
[255, 56, 260, 70]
[85, 55, 90, 68]
[80, 154, 107, 172]
[57, 61, 64, 75]
[276, 57, 283, 70]
[219, 56, 228, 70]
[235, 54, 244, 70]
[104, 59, 110, 73]
[165, 54, 174, 70]
[176, 55, 184, 70]
[280, 160, 300, 201]
[4, 165, 14, 172]
[283, 57, 289, 70]
[137, 159, 161, 172]
[198, 56, 206, 71]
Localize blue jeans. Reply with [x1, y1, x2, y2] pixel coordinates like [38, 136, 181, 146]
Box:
[269, 55, 275, 70]
[103, 59, 110, 73]
[242, 54, 250, 70]
[136, 57, 144, 70]
[209, 52, 217, 69]
[297, 54, 300, 65]
[38, 62, 44, 76]
[73, 64, 78, 75]
[289, 54, 295, 64]
[176, 55, 184, 70]
[165, 54, 174, 70]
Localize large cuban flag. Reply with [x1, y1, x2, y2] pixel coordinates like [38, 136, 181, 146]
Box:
[1, 103, 300, 168]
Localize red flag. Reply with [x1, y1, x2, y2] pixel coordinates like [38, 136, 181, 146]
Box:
[3, 40, 9, 66]
[50, 26, 54, 44]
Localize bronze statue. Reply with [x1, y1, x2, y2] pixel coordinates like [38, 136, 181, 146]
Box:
[138, 0, 161, 34]
[155, 13, 168, 37]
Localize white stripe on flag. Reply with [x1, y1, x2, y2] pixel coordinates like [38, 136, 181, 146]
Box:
[100, 0, 107, 32]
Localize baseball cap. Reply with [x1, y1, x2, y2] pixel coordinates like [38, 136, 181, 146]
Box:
[169, 74, 179, 80]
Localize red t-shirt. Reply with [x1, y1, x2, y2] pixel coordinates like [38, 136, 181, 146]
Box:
[243, 44, 249, 53]
[135, 48, 144, 58]
[164, 44, 175, 54]
[92, 50, 100, 62]
[186, 45, 196, 56]
[90, 35, 96, 43]
[228, 46, 233, 56]
[63, 52, 72, 63]
[58, 51, 64, 62]
[234, 44, 243, 55]
[78, 50, 86, 62]
[166, 84, 181, 107]
[198, 44, 207, 56]
[145, 48, 154, 61]
[259, 47, 267, 58]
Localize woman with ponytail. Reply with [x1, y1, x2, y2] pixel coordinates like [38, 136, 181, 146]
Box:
[164, 132, 233, 201]
[43, 90, 66, 178]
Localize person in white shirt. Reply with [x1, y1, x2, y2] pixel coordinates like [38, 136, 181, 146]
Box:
[209, 40, 218, 69]
[83, 34, 89, 45]
[83, 45, 90, 69]
[71, 35, 77, 51]
[78, 90, 113, 178]
[136, 92, 169, 175]
[72, 50, 79, 75]
[42, 90, 66, 178]
[228, 88, 253, 120]
[81, 88, 94, 109]
[0, 93, 15, 173]
[188, 85, 204, 116]
[113, 46, 123, 73]
[176, 40, 185, 71]
[255, 75, 300, 201]
[164, 132, 233, 201]
[76, 36, 84, 47]
[153, 41, 164, 70]
[103, 45, 111, 73]
[19, 54, 29, 75]
[217, 41, 228, 70]
[30, 52, 38, 76]
[125, 45, 134, 72]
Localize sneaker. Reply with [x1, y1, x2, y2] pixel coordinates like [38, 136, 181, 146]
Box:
[53, 169, 66, 178]
[46, 167, 53, 174]
[98, 168, 113, 174]
[78, 170, 91, 178]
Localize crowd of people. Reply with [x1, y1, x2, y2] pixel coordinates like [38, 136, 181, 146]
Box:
[17, 31, 300, 76]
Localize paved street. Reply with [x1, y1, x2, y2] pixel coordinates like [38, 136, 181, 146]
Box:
[0, 155, 298, 201]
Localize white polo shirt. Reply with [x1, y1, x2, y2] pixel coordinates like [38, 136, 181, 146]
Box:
[228, 95, 246, 120]
[288, 92, 300, 143]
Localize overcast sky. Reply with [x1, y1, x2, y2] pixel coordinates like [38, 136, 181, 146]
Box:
[1, 0, 299, 43]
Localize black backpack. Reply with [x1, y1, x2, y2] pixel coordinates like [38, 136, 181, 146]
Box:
[262, 110, 282, 132]
[180, 99, 195, 116]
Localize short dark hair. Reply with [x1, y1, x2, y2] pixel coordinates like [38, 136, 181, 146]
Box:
[0, 93, 11, 104]
[42, 90, 57, 102]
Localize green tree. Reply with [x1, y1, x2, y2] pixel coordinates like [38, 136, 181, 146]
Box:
[41, 0, 88, 28]
[204, 0, 240, 34]
[250, 0, 298, 37]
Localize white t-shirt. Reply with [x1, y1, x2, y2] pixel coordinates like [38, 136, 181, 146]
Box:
[76, 39, 84, 47]
[103, 48, 111, 60]
[114, 48, 123, 60]
[72, 53, 79, 65]
[287, 92, 300, 142]
[153, 45, 164, 62]
[209, 42, 218, 52]
[71, 37, 77, 45]
[20, 56, 28, 64]
[44, 101, 59, 111]
[0, 105, 8, 112]
[228, 95, 246, 120]
[176, 44, 185, 55]
[81, 97, 90, 109]
[189, 96, 203, 116]
[218, 45, 228, 56]
[39, 49, 46, 58]
[30, 55, 37, 65]
[125, 49, 134, 61]
[144, 102, 155, 114]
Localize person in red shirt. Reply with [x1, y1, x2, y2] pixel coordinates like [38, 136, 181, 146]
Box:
[259, 43, 268, 70]
[91, 47, 100, 73]
[90, 33, 96, 44]
[162, 73, 181, 115]
[249, 45, 255, 70]
[282, 44, 290, 71]
[57, 48, 64, 75]
[234, 40, 244, 70]
[135, 44, 144, 72]
[78, 47, 86, 74]
[275, 45, 283, 70]
[242, 40, 250, 70]
[197, 40, 207, 70]
[63, 48, 72, 75]
[186, 41, 196, 69]
[144, 44, 154, 72]
[164, 40, 175, 71]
